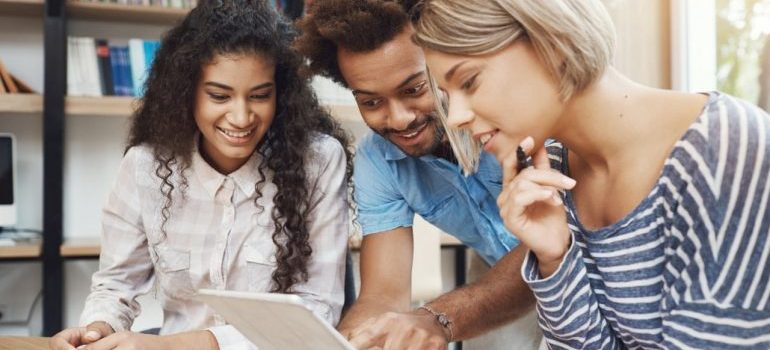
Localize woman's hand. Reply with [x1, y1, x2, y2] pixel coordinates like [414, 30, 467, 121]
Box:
[497, 137, 576, 278]
[49, 321, 114, 350]
[72, 330, 220, 350]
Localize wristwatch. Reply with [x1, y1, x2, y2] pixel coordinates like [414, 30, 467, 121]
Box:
[418, 305, 455, 342]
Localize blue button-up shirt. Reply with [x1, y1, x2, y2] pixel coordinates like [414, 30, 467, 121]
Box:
[353, 132, 519, 264]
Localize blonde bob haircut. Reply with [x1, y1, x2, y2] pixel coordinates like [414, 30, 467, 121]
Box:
[413, 0, 617, 173]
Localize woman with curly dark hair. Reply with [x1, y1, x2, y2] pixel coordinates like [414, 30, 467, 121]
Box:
[50, 1, 353, 349]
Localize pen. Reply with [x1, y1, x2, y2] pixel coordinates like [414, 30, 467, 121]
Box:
[516, 146, 528, 172]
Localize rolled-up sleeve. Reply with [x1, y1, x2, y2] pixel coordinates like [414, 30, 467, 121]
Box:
[80, 148, 155, 332]
[294, 136, 349, 325]
[353, 140, 414, 234]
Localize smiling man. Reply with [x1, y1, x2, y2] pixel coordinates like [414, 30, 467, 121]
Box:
[295, 1, 541, 349]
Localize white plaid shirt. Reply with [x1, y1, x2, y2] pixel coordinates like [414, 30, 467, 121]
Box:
[80, 135, 349, 350]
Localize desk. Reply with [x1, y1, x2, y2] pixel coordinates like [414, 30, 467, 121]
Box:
[0, 336, 49, 350]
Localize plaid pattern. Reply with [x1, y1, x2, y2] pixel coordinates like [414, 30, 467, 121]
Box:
[80, 135, 349, 350]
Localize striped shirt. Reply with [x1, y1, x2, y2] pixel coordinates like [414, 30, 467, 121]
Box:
[80, 134, 349, 350]
[523, 92, 770, 349]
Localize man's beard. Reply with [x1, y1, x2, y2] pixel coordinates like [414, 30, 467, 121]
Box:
[373, 113, 446, 157]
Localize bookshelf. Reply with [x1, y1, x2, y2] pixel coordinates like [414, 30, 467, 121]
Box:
[67, 1, 189, 24]
[0, 94, 43, 114]
[60, 238, 100, 258]
[0, 240, 42, 260]
[65, 96, 137, 116]
[0, 0, 44, 17]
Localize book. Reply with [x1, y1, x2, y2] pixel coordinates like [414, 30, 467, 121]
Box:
[128, 39, 146, 97]
[95, 39, 115, 96]
[0, 59, 18, 93]
[9, 74, 34, 93]
[109, 45, 133, 96]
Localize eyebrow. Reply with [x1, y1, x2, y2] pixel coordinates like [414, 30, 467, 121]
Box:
[351, 71, 426, 96]
[444, 61, 469, 83]
[204, 81, 275, 91]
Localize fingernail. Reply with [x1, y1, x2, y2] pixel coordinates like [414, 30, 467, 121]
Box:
[563, 177, 576, 187]
[85, 330, 100, 340]
[520, 136, 534, 150]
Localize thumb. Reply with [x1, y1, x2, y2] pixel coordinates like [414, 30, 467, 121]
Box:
[83, 321, 113, 343]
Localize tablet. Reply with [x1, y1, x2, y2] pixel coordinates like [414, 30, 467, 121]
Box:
[196, 289, 355, 350]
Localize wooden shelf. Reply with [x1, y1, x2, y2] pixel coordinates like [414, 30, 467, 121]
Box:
[0, 94, 43, 114]
[67, 1, 189, 25]
[0, 240, 41, 259]
[65, 96, 138, 116]
[61, 238, 100, 257]
[0, 0, 44, 17]
[63, 96, 361, 122]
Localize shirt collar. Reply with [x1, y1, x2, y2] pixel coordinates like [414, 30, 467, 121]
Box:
[384, 142, 408, 161]
[192, 139, 262, 199]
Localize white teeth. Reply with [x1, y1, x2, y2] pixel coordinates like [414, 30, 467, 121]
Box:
[480, 134, 492, 145]
[219, 127, 253, 138]
[403, 131, 419, 138]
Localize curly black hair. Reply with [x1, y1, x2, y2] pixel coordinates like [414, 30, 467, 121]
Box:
[294, 0, 418, 88]
[126, 0, 354, 293]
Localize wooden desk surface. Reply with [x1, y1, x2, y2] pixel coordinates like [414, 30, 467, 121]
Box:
[0, 336, 49, 350]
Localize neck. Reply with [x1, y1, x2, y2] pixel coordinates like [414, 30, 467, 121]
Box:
[550, 68, 664, 174]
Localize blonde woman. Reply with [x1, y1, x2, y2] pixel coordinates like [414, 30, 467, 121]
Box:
[413, 0, 770, 349]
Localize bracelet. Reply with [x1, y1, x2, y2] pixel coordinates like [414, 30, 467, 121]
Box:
[418, 305, 455, 342]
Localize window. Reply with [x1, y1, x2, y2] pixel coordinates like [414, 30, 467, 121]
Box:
[674, 0, 770, 111]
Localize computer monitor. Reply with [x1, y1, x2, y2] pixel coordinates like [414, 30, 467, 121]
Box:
[0, 133, 17, 227]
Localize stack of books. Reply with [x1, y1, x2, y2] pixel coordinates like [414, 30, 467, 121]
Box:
[67, 37, 160, 97]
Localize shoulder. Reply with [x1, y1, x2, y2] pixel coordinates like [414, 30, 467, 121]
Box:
[354, 132, 395, 171]
[305, 133, 347, 173]
[122, 144, 157, 171]
[673, 92, 770, 183]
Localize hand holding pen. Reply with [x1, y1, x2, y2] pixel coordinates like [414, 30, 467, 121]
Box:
[496, 136, 577, 278]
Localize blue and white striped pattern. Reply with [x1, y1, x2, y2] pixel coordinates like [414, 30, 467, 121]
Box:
[523, 92, 770, 349]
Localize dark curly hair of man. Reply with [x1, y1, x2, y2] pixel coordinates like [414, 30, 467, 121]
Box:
[295, 0, 419, 87]
[126, 0, 354, 293]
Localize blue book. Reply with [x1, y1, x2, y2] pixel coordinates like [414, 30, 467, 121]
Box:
[113, 46, 134, 97]
[109, 46, 123, 96]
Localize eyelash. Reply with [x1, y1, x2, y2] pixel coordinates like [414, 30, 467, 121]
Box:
[405, 82, 427, 95]
[207, 92, 272, 102]
[461, 74, 478, 91]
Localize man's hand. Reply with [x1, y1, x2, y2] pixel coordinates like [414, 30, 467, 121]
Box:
[348, 310, 448, 350]
[49, 321, 115, 350]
